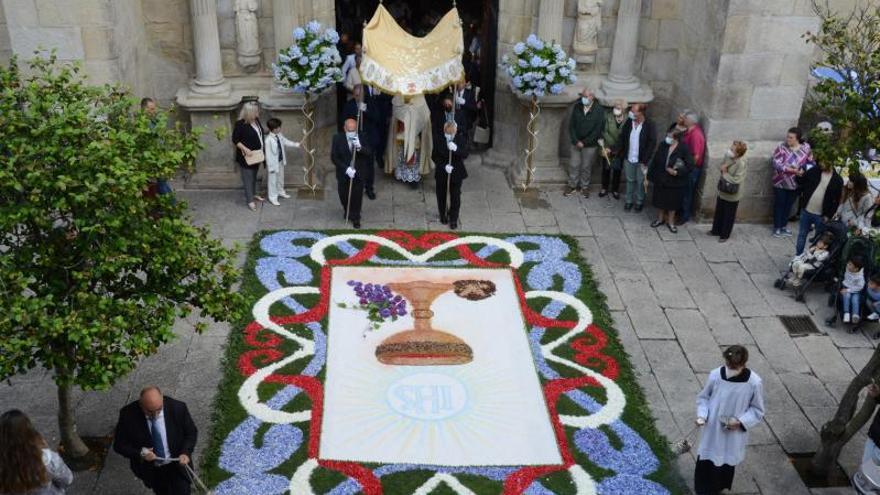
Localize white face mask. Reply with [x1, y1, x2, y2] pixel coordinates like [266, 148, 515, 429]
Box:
[445, 133, 454, 141]
[346, 131, 357, 140]
[665, 136, 674, 145]
[628, 111, 636, 120]
[726, 149, 736, 158]
[581, 96, 592, 106]
[613, 108, 623, 117]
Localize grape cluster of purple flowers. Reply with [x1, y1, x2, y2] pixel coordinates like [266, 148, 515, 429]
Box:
[345, 280, 407, 330]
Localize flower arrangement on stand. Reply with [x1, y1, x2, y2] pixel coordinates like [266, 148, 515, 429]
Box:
[272, 20, 343, 193]
[502, 34, 577, 190]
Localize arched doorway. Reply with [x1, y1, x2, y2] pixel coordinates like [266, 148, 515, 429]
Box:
[335, 0, 499, 145]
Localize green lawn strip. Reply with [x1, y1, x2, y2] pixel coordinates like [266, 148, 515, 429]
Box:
[200, 230, 685, 493]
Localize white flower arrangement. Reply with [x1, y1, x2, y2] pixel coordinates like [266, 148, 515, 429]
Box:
[272, 20, 343, 94]
[502, 33, 577, 98]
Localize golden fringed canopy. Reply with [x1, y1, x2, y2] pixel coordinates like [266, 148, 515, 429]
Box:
[360, 4, 465, 96]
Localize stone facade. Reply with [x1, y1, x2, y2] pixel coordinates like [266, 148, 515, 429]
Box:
[0, 0, 868, 219]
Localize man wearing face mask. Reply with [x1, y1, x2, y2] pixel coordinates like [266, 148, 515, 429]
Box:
[615, 103, 657, 212]
[432, 120, 469, 230]
[566, 88, 605, 197]
[331, 118, 373, 228]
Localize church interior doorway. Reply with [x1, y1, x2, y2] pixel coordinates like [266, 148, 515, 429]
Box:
[335, 0, 498, 145]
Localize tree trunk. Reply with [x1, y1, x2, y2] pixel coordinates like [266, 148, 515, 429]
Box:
[810, 346, 880, 476]
[57, 380, 90, 458]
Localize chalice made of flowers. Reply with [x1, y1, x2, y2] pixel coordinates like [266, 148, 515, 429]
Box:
[374, 279, 496, 366]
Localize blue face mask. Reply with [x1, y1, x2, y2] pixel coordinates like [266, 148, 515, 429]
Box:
[665, 136, 674, 145]
[346, 131, 357, 140]
[581, 96, 591, 106]
[628, 111, 636, 120]
[445, 133, 455, 141]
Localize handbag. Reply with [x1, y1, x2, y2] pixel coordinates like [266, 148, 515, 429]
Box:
[718, 177, 739, 194]
[473, 105, 491, 144]
[244, 149, 265, 166]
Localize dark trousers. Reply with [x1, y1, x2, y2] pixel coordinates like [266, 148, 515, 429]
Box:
[601, 157, 621, 193]
[141, 463, 191, 495]
[239, 165, 258, 204]
[711, 197, 739, 239]
[364, 155, 376, 193]
[772, 187, 798, 230]
[337, 172, 364, 222]
[679, 166, 703, 222]
[436, 176, 463, 222]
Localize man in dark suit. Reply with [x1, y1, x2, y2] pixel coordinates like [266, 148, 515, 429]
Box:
[332, 118, 373, 229]
[451, 78, 479, 134]
[615, 103, 657, 212]
[342, 84, 391, 200]
[113, 386, 197, 495]
[433, 120, 469, 230]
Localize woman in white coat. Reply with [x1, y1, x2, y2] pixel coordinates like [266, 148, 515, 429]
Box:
[263, 117, 300, 205]
[694, 345, 765, 495]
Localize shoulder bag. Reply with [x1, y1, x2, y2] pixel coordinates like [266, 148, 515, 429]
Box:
[718, 161, 739, 194]
[245, 149, 265, 166]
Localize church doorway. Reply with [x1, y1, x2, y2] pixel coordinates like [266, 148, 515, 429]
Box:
[335, 0, 499, 145]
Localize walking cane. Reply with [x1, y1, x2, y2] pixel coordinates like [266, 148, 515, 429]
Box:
[345, 91, 364, 223]
[446, 84, 456, 224]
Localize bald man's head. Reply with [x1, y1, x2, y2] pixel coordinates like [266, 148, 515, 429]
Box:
[344, 119, 357, 132]
[139, 386, 164, 419]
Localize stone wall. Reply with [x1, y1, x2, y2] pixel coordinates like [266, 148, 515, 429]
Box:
[0, 4, 10, 65]
[141, 0, 193, 105]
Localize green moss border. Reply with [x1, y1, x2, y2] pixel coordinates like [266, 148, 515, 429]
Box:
[199, 230, 688, 494]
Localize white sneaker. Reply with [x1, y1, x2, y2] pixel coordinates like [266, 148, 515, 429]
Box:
[868, 313, 879, 321]
[269, 198, 281, 206]
[853, 315, 861, 324]
[279, 192, 291, 199]
[843, 313, 851, 323]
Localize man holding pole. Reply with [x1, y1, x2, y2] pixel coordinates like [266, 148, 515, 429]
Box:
[433, 120, 469, 230]
[331, 118, 372, 229]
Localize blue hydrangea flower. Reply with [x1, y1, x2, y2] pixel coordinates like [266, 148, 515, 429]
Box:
[324, 28, 339, 44]
[527, 33, 544, 50]
[550, 83, 564, 94]
[517, 59, 529, 68]
[559, 67, 571, 77]
[545, 73, 555, 82]
[513, 42, 526, 55]
[534, 88, 546, 97]
[513, 76, 523, 88]
[292, 27, 306, 40]
[529, 55, 544, 68]
[306, 20, 321, 34]
[298, 56, 309, 66]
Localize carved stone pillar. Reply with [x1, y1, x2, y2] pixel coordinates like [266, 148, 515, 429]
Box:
[189, 0, 229, 95]
[537, 0, 565, 44]
[596, 0, 653, 103]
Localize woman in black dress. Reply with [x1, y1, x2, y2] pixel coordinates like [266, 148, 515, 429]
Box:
[232, 101, 266, 211]
[648, 126, 694, 233]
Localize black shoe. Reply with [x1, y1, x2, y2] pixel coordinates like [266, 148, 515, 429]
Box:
[598, 190, 608, 198]
[408, 181, 419, 190]
[353, 221, 361, 229]
[366, 190, 376, 200]
[634, 204, 644, 212]
[667, 224, 678, 234]
[450, 221, 458, 230]
[440, 216, 448, 225]
[650, 220, 665, 228]
[624, 203, 633, 211]
[612, 192, 620, 200]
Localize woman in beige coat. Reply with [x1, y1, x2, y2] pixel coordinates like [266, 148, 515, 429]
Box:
[710, 140, 748, 242]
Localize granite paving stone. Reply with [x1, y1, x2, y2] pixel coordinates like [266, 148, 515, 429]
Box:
[614, 271, 676, 339]
[794, 335, 856, 383]
[711, 262, 775, 317]
[666, 308, 722, 373]
[641, 260, 697, 309]
[745, 316, 811, 373]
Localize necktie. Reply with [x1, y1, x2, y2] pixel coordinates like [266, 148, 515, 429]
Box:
[150, 417, 166, 460]
[275, 135, 283, 162]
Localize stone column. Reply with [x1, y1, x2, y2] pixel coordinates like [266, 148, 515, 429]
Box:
[189, 0, 230, 95]
[537, 0, 565, 43]
[596, 0, 653, 103]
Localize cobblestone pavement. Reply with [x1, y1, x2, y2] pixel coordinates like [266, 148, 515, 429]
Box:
[0, 154, 870, 494]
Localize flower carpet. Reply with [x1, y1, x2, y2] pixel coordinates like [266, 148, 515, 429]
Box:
[202, 230, 684, 494]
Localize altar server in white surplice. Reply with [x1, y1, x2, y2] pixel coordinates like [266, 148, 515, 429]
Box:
[693, 345, 765, 495]
[264, 117, 300, 206]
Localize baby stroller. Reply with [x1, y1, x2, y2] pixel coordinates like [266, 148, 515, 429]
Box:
[825, 234, 877, 333]
[775, 220, 848, 302]
[854, 445, 880, 494]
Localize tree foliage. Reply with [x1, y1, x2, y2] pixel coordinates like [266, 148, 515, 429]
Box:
[804, 0, 880, 169]
[0, 56, 244, 418]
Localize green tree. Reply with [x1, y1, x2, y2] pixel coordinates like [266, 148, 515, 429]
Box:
[804, 0, 879, 172]
[0, 55, 245, 461]
[805, 0, 880, 477]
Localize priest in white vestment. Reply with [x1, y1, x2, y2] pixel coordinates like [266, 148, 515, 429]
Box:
[385, 94, 433, 186]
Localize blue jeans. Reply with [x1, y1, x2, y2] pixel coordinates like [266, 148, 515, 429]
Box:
[773, 188, 799, 230]
[843, 290, 861, 316]
[867, 288, 880, 314]
[156, 179, 176, 205]
[796, 210, 824, 255]
[679, 167, 702, 222]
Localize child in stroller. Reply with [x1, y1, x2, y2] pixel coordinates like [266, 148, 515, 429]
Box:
[827, 234, 878, 332]
[787, 233, 832, 287]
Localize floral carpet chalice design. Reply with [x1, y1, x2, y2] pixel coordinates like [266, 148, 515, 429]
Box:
[375, 280, 474, 366]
